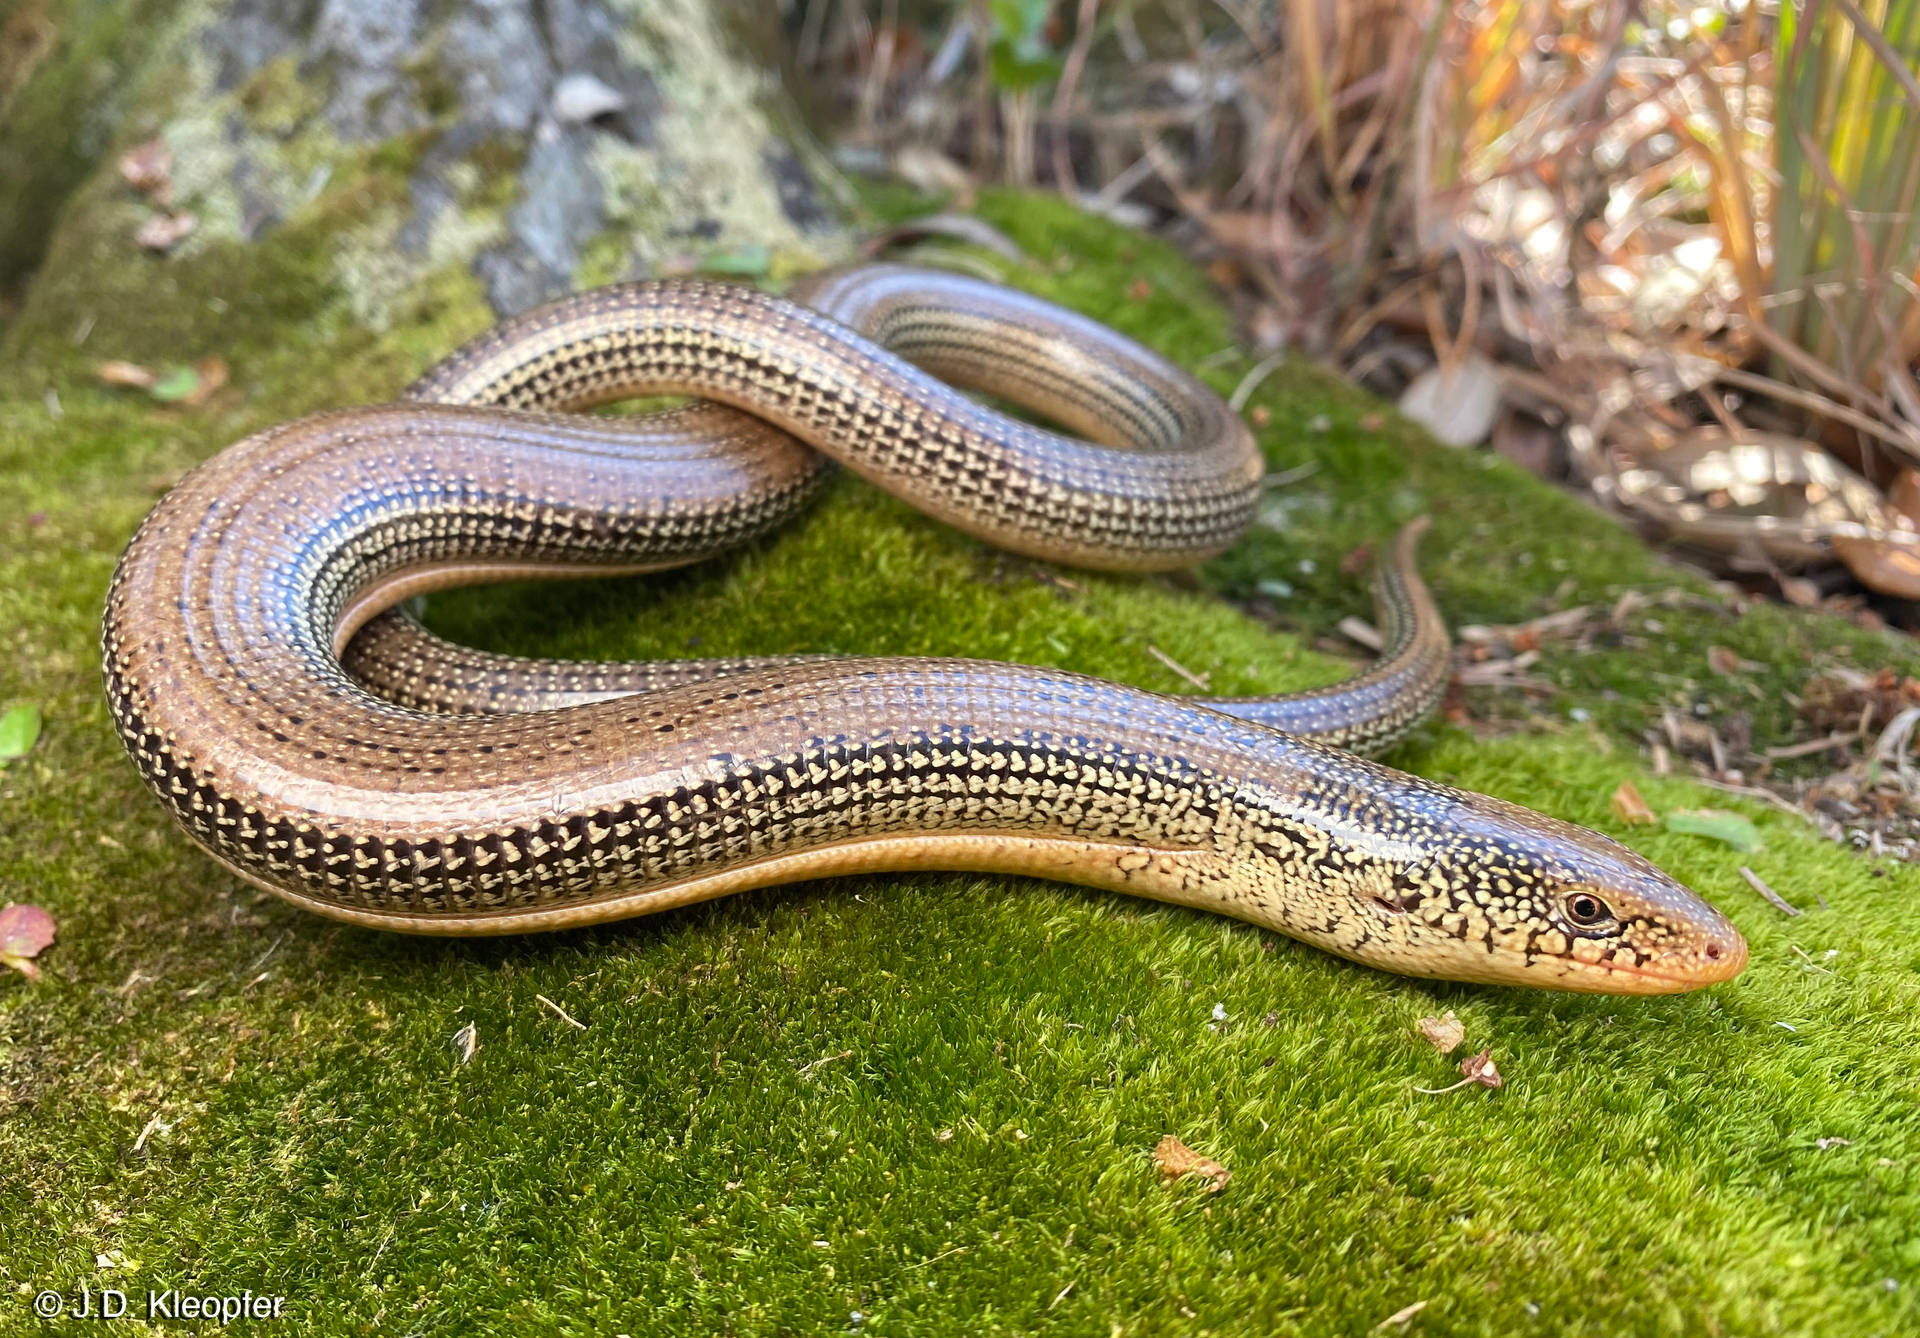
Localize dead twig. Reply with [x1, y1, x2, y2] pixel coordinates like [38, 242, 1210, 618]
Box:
[534, 993, 587, 1030]
[798, 1049, 854, 1079]
[1146, 643, 1211, 688]
[1738, 866, 1801, 917]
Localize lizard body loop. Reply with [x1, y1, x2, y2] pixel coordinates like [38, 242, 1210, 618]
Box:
[102, 265, 1744, 992]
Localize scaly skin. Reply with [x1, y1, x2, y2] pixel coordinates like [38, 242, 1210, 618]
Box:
[101, 266, 1745, 992]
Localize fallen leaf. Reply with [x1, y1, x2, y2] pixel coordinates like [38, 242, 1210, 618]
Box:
[134, 211, 196, 252]
[1491, 410, 1558, 476]
[118, 138, 173, 199]
[1417, 1011, 1464, 1054]
[97, 360, 157, 390]
[183, 356, 228, 407]
[146, 357, 229, 407]
[1775, 571, 1822, 607]
[1206, 257, 1242, 288]
[1610, 780, 1656, 826]
[1192, 209, 1272, 254]
[1833, 534, 1920, 600]
[1398, 352, 1500, 446]
[889, 144, 975, 200]
[1414, 1048, 1503, 1095]
[1890, 469, 1920, 526]
[1707, 645, 1741, 675]
[1153, 1134, 1230, 1193]
[1459, 1049, 1502, 1089]
[0, 703, 41, 761]
[149, 366, 202, 402]
[1665, 809, 1762, 853]
[1126, 277, 1153, 302]
[0, 903, 57, 981]
[0, 698, 39, 760]
[1378, 1299, 1429, 1329]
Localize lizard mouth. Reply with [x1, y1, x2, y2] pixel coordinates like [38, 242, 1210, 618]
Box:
[1533, 933, 1748, 993]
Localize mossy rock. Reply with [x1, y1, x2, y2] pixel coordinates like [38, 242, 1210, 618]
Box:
[2, 187, 1918, 1335]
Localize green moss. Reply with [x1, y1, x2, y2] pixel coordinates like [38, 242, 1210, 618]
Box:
[235, 55, 327, 139]
[0, 0, 178, 302]
[2, 184, 1919, 1336]
[575, 230, 639, 291]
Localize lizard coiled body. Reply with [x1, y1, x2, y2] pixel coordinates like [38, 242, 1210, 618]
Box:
[101, 265, 1743, 991]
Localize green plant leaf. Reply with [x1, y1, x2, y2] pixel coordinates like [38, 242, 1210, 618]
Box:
[698, 244, 772, 277]
[149, 365, 201, 402]
[986, 0, 1061, 91]
[1663, 809, 1762, 853]
[0, 703, 40, 762]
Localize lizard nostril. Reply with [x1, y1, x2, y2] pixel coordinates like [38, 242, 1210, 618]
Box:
[1704, 942, 1723, 961]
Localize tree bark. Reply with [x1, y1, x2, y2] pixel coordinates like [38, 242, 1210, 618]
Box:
[0, 0, 850, 368]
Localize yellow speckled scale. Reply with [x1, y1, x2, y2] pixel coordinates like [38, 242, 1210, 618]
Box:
[102, 265, 1745, 992]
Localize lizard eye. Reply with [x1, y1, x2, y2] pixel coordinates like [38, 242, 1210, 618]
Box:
[1565, 892, 1612, 926]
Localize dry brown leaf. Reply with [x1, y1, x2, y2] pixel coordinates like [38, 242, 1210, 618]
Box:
[118, 138, 173, 199]
[1459, 1049, 1502, 1089]
[1126, 277, 1153, 302]
[134, 211, 196, 252]
[97, 360, 156, 390]
[1776, 571, 1822, 607]
[1153, 1134, 1230, 1193]
[1193, 209, 1271, 254]
[1491, 411, 1557, 477]
[1611, 780, 1656, 826]
[1416, 1011, 1464, 1054]
[889, 145, 974, 200]
[0, 903, 57, 981]
[1833, 534, 1920, 601]
[1707, 645, 1741, 675]
[1205, 258, 1243, 289]
[183, 356, 229, 408]
[1415, 1047, 1503, 1095]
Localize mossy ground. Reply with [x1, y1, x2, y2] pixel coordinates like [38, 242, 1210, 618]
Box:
[3, 180, 1920, 1337]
